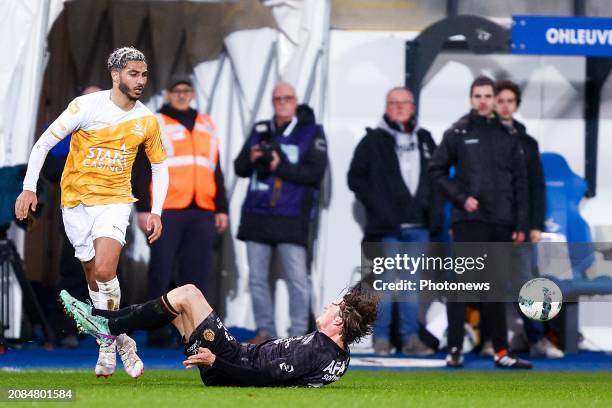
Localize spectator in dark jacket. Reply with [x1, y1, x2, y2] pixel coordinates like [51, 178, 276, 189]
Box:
[429, 76, 532, 369]
[234, 82, 328, 343]
[495, 80, 545, 242]
[494, 79, 563, 359]
[348, 87, 442, 356]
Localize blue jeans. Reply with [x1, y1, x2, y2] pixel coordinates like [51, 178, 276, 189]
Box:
[247, 241, 309, 337]
[374, 227, 430, 340]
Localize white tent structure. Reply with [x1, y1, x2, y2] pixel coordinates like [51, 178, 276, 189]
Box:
[1, 0, 337, 336]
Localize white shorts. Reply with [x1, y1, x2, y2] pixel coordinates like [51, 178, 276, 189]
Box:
[62, 203, 132, 262]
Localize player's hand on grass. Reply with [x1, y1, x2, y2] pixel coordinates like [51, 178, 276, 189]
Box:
[15, 190, 37, 220]
[146, 213, 162, 243]
[183, 347, 216, 368]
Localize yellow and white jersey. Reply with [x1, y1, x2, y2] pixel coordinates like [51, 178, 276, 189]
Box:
[47, 90, 166, 208]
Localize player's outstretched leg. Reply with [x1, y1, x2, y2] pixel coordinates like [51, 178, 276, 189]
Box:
[60, 290, 115, 344]
[61, 289, 181, 339]
[61, 285, 212, 346]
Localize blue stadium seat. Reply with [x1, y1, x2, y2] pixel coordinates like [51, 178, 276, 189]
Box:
[540, 153, 612, 297]
[540, 152, 612, 353]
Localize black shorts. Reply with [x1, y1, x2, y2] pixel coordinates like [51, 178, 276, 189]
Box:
[184, 311, 246, 386]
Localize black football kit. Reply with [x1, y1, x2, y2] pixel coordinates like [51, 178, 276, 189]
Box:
[185, 312, 350, 387]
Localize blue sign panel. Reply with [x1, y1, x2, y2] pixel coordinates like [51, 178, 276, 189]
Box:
[512, 15, 612, 57]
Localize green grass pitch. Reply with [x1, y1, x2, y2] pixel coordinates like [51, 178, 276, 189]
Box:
[1, 370, 610, 407]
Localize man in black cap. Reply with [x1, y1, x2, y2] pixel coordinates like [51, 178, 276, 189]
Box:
[132, 74, 229, 347]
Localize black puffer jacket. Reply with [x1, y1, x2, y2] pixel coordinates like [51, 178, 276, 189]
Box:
[428, 111, 528, 231]
[348, 120, 444, 239]
[508, 119, 546, 232]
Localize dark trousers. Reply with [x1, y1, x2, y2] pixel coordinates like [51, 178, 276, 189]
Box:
[447, 221, 513, 353]
[148, 209, 216, 300]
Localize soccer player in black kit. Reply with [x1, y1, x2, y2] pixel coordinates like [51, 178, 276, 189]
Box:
[60, 283, 378, 387]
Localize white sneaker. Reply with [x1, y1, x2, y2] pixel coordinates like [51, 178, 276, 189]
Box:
[479, 340, 495, 357]
[530, 338, 565, 359]
[117, 334, 144, 378]
[95, 341, 116, 377]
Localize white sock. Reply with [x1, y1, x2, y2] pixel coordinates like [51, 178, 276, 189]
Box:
[88, 287, 106, 310]
[89, 287, 116, 349]
[96, 277, 121, 311]
[95, 278, 128, 346]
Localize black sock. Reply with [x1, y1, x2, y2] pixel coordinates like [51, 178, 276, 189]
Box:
[93, 295, 179, 335]
[92, 305, 138, 319]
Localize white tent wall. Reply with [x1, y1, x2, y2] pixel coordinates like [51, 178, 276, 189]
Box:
[0, 0, 330, 337]
[0, 0, 54, 167]
[0, 0, 64, 339]
[324, 31, 420, 345]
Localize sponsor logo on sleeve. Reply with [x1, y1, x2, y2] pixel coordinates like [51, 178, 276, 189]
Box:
[279, 362, 294, 374]
[202, 329, 215, 342]
[186, 340, 201, 355]
[68, 101, 80, 114]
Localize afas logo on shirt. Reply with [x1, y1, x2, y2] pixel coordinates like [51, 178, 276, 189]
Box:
[323, 360, 346, 376]
[83, 145, 128, 173]
[321, 359, 346, 382]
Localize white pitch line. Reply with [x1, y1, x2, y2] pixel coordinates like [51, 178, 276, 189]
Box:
[351, 357, 447, 368]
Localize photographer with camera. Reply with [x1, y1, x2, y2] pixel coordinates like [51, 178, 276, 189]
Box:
[234, 82, 328, 344]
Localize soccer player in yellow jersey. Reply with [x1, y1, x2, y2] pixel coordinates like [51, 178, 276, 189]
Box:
[15, 47, 169, 378]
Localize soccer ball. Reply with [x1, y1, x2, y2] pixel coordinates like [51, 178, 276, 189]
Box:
[518, 278, 562, 321]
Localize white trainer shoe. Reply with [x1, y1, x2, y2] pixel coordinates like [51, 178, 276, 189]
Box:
[95, 341, 117, 378]
[117, 334, 144, 378]
[530, 338, 565, 359]
[479, 340, 495, 357]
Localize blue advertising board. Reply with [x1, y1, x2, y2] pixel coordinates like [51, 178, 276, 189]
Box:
[512, 15, 612, 57]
